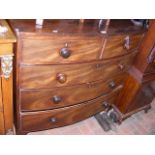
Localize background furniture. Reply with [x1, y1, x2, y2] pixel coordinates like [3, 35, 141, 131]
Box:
[114, 20, 155, 121]
[0, 20, 16, 134]
[9, 19, 146, 134]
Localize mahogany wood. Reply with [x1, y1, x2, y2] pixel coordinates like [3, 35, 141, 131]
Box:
[20, 52, 136, 89]
[20, 75, 125, 112]
[115, 20, 155, 117]
[8, 19, 145, 134]
[19, 90, 120, 134]
[20, 36, 104, 64]
[103, 33, 144, 59]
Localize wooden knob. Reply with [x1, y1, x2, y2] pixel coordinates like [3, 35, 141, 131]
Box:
[60, 47, 71, 58]
[56, 73, 67, 84]
[52, 96, 61, 104]
[50, 117, 57, 123]
[109, 81, 116, 89]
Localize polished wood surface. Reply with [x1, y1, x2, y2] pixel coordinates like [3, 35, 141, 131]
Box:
[1, 74, 13, 132]
[133, 21, 155, 74]
[103, 33, 144, 59]
[8, 19, 145, 36]
[0, 20, 16, 44]
[20, 75, 124, 111]
[0, 78, 5, 134]
[19, 90, 120, 133]
[20, 36, 104, 64]
[115, 20, 155, 118]
[126, 81, 155, 113]
[115, 73, 141, 113]
[0, 20, 16, 134]
[0, 44, 13, 55]
[9, 19, 145, 134]
[20, 52, 135, 89]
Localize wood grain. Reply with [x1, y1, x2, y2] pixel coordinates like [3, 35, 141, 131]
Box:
[0, 77, 5, 134]
[115, 20, 155, 116]
[19, 90, 120, 134]
[0, 20, 16, 134]
[103, 33, 144, 59]
[20, 52, 136, 89]
[20, 36, 104, 64]
[20, 75, 125, 111]
[115, 73, 141, 113]
[9, 19, 145, 134]
[1, 74, 13, 133]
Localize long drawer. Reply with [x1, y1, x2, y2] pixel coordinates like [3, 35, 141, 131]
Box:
[102, 33, 144, 59]
[20, 89, 120, 132]
[20, 52, 136, 89]
[20, 74, 125, 112]
[20, 35, 104, 64]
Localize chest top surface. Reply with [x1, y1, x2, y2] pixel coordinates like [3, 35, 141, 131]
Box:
[8, 19, 146, 37]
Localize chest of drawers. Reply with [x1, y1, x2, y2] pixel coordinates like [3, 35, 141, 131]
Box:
[9, 19, 145, 134]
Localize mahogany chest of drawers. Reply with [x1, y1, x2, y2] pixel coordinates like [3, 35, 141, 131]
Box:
[9, 19, 145, 134]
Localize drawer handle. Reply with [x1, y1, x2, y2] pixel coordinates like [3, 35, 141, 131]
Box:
[123, 36, 130, 50]
[52, 96, 62, 104]
[50, 117, 57, 123]
[56, 73, 67, 84]
[108, 81, 116, 89]
[60, 47, 71, 58]
[118, 64, 125, 70]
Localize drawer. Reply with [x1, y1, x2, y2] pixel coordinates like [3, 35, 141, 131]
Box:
[20, 74, 125, 112]
[20, 52, 136, 89]
[102, 33, 144, 59]
[20, 90, 120, 132]
[20, 36, 104, 64]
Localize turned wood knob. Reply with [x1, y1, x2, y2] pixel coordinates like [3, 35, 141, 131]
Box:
[50, 117, 57, 123]
[52, 96, 62, 104]
[109, 81, 116, 88]
[60, 47, 71, 58]
[123, 36, 130, 50]
[56, 73, 67, 84]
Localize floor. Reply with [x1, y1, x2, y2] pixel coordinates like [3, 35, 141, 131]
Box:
[28, 98, 155, 135]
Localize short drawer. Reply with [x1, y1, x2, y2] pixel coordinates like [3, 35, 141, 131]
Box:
[20, 36, 104, 64]
[20, 90, 119, 132]
[20, 52, 136, 89]
[20, 74, 125, 111]
[102, 33, 144, 59]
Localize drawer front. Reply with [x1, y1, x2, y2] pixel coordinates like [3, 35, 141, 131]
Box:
[103, 33, 144, 59]
[20, 90, 119, 132]
[20, 52, 136, 89]
[21, 36, 104, 64]
[20, 74, 125, 111]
